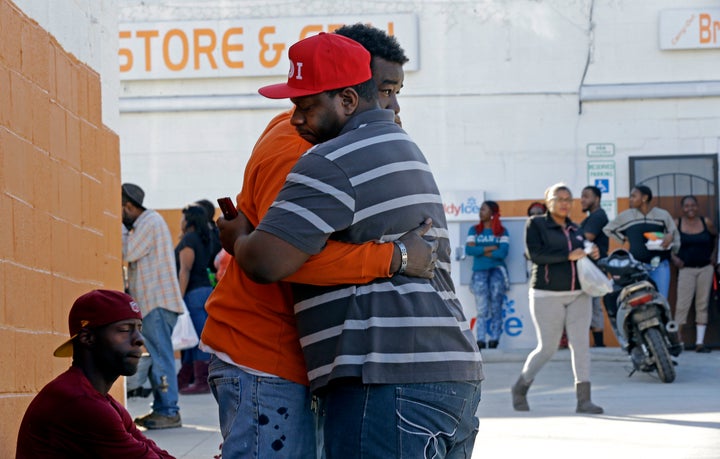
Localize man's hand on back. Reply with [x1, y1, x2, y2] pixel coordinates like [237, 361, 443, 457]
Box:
[393, 218, 438, 279]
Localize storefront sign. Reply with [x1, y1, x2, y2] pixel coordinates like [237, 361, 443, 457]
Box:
[442, 191, 484, 222]
[119, 14, 419, 80]
[587, 160, 616, 220]
[659, 8, 720, 50]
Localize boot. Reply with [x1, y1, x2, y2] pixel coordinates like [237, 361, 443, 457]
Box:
[575, 381, 603, 414]
[511, 375, 532, 411]
[592, 331, 605, 347]
[179, 361, 210, 395]
[176, 362, 194, 390]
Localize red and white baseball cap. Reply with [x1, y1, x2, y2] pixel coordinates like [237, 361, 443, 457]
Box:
[258, 32, 372, 99]
[53, 289, 143, 357]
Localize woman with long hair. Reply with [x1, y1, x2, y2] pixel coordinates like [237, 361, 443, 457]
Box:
[175, 204, 214, 394]
[466, 201, 510, 349]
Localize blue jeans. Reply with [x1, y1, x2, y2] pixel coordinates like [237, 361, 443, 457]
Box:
[208, 356, 316, 459]
[182, 286, 213, 362]
[470, 267, 507, 342]
[319, 380, 481, 459]
[142, 307, 180, 416]
[649, 259, 671, 299]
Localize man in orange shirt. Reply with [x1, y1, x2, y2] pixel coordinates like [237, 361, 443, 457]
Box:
[201, 25, 435, 458]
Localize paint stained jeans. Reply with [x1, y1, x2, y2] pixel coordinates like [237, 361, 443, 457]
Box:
[208, 356, 316, 459]
[470, 267, 507, 342]
[318, 380, 481, 459]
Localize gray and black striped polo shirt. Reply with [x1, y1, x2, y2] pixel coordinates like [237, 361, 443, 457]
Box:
[257, 108, 484, 393]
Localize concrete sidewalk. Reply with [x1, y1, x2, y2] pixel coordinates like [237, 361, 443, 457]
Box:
[128, 347, 720, 459]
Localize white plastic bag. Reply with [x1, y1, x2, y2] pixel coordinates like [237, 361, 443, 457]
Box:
[172, 302, 199, 351]
[577, 257, 613, 297]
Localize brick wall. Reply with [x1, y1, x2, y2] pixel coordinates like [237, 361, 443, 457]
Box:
[0, 0, 122, 454]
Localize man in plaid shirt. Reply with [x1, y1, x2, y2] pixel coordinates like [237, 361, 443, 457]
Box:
[121, 183, 185, 429]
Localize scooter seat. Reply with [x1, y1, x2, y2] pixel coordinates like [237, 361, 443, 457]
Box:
[618, 280, 656, 304]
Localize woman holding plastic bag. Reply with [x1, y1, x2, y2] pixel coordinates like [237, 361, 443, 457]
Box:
[511, 183, 604, 414]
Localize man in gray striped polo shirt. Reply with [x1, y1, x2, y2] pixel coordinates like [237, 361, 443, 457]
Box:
[222, 33, 483, 458]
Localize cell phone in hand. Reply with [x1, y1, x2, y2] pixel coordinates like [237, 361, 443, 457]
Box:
[217, 197, 238, 220]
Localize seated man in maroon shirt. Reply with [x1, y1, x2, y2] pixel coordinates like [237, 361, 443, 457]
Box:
[16, 290, 174, 459]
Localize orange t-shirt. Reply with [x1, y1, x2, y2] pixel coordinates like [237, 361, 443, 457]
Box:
[202, 111, 393, 385]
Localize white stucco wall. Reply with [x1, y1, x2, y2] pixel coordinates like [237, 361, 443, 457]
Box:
[115, 0, 720, 348]
[116, 0, 720, 210]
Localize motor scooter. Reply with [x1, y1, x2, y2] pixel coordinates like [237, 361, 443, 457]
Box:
[597, 249, 683, 383]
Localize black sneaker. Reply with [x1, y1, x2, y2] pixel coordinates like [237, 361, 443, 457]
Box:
[695, 344, 711, 353]
[134, 411, 182, 429]
[488, 340, 499, 349]
[476, 340, 486, 349]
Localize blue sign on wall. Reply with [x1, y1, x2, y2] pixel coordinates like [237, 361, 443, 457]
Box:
[595, 178, 610, 194]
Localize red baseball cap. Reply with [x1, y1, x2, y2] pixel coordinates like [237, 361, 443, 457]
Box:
[53, 289, 143, 358]
[258, 32, 372, 99]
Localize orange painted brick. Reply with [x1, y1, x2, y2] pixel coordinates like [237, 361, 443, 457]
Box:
[50, 219, 69, 277]
[99, 254, 125, 291]
[64, 112, 81, 169]
[4, 263, 28, 326]
[46, 36, 57, 100]
[14, 332, 40, 391]
[102, 189, 122, 229]
[11, 198, 39, 268]
[79, 120, 100, 179]
[0, 328, 16, 392]
[78, 229, 102, 281]
[0, 65, 11, 127]
[101, 127, 121, 175]
[0, 127, 8, 186]
[0, 258, 4, 320]
[50, 274, 73, 331]
[0, 260, 6, 323]
[54, 46, 72, 111]
[110, 380, 126, 407]
[87, 72, 102, 125]
[80, 173, 103, 231]
[36, 334, 60, 384]
[76, 64, 89, 121]
[0, 1, 23, 71]
[2, 130, 33, 203]
[0, 395, 34, 459]
[9, 71, 33, 141]
[19, 269, 52, 329]
[31, 85, 51, 152]
[21, 21, 51, 91]
[47, 156, 63, 216]
[0, 194, 12, 260]
[30, 147, 53, 215]
[66, 229, 89, 281]
[48, 101, 66, 162]
[101, 168, 122, 216]
[53, 166, 81, 223]
[33, 209, 53, 273]
[67, 62, 80, 116]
